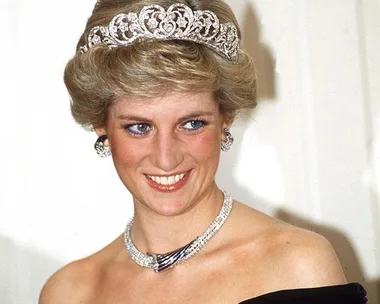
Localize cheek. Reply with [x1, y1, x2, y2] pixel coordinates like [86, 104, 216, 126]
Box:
[108, 134, 146, 168]
[189, 130, 221, 161]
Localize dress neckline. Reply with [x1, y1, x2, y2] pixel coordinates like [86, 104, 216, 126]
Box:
[238, 283, 367, 303]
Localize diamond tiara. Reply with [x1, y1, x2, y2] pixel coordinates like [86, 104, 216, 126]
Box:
[79, 3, 240, 60]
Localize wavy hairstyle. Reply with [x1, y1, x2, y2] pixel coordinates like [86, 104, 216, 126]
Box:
[64, 0, 257, 129]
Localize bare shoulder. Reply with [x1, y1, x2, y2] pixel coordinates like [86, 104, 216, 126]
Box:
[261, 224, 346, 286]
[231, 202, 347, 289]
[39, 257, 99, 304]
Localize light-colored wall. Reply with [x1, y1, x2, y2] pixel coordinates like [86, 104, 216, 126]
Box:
[0, 0, 379, 303]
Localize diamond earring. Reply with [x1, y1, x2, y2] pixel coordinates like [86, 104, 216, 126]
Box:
[221, 129, 234, 152]
[94, 135, 111, 158]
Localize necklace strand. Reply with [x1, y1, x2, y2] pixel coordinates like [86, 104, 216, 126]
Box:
[124, 190, 233, 272]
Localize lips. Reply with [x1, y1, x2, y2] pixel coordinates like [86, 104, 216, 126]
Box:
[145, 171, 191, 192]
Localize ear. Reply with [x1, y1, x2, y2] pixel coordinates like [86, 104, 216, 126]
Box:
[221, 111, 235, 132]
[94, 127, 107, 137]
[222, 120, 233, 132]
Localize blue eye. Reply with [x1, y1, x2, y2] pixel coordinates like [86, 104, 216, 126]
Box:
[125, 123, 151, 136]
[183, 120, 205, 131]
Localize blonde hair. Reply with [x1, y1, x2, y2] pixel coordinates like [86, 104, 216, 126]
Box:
[64, 0, 257, 129]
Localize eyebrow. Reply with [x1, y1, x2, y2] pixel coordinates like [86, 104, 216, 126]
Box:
[117, 115, 154, 124]
[117, 111, 215, 123]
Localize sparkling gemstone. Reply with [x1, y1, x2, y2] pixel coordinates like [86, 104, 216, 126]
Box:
[147, 18, 159, 29]
[118, 23, 128, 32]
[176, 16, 188, 28]
[163, 23, 173, 32]
[92, 35, 101, 44]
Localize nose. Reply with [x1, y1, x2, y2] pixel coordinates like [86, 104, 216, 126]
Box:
[151, 130, 184, 172]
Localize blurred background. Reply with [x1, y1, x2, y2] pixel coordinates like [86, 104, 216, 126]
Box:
[0, 0, 379, 303]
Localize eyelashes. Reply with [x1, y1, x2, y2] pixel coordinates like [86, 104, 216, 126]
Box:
[123, 120, 208, 137]
[124, 123, 151, 136]
[182, 120, 206, 131]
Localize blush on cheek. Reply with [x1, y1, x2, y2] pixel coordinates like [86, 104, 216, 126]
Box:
[190, 131, 221, 159]
[112, 145, 144, 167]
[109, 135, 146, 168]
[113, 145, 142, 167]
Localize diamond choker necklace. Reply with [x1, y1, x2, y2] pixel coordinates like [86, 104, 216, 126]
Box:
[124, 191, 233, 272]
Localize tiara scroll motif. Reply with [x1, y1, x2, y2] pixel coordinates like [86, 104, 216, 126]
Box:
[79, 3, 240, 60]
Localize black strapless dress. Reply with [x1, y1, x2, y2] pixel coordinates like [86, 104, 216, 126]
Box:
[238, 283, 367, 303]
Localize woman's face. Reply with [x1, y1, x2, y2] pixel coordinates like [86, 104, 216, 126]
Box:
[99, 91, 230, 216]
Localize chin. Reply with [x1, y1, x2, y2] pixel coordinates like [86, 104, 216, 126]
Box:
[148, 198, 191, 217]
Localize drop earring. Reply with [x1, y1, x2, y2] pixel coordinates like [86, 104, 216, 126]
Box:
[221, 129, 234, 152]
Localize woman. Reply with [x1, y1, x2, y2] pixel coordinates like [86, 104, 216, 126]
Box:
[40, 0, 367, 303]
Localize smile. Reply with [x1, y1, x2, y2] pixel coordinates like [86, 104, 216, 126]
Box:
[147, 173, 187, 186]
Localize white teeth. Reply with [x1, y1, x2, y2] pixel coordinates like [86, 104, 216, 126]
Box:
[148, 173, 187, 185]
[161, 177, 168, 185]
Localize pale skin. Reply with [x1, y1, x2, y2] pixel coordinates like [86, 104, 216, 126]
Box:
[40, 91, 347, 304]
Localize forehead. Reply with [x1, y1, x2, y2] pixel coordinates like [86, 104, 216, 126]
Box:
[109, 91, 219, 116]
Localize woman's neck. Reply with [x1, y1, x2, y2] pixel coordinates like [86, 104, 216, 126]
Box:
[130, 185, 224, 254]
